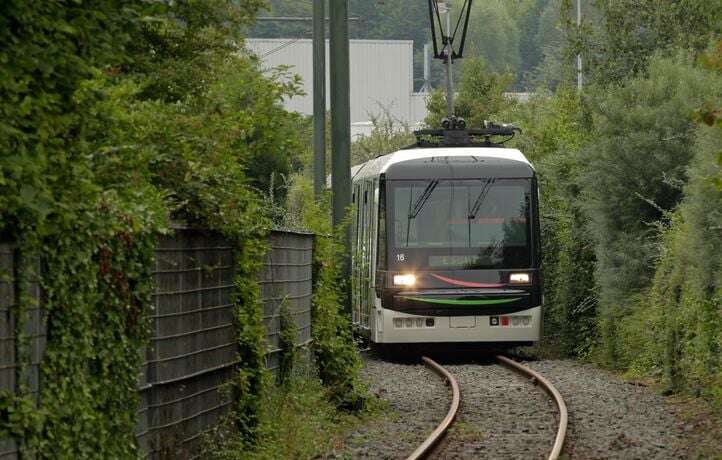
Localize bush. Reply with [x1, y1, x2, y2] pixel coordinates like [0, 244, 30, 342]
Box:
[579, 54, 722, 365]
[207, 366, 356, 460]
[0, 3, 168, 457]
[425, 58, 514, 129]
[0, 1, 307, 454]
[278, 297, 300, 386]
[310, 226, 367, 410]
[618, 124, 722, 404]
[494, 88, 598, 356]
[351, 110, 415, 165]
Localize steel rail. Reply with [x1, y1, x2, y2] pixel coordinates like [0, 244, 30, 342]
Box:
[406, 356, 461, 460]
[496, 355, 568, 460]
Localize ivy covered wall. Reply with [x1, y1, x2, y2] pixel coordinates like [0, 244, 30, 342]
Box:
[0, 1, 314, 457]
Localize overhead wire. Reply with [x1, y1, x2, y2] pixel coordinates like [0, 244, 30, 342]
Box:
[260, 38, 303, 58]
[450, 0, 468, 46]
[258, 3, 314, 60]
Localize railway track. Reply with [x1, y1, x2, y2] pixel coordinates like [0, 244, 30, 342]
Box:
[408, 355, 568, 460]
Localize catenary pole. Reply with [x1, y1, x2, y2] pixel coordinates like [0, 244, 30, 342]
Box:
[329, 0, 352, 311]
[313, 0, 326, 197]
[441, 3, 454, 118]
[577, 0, 583, 91]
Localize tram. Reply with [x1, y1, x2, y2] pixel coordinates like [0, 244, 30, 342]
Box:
[350, 125, 541, 346]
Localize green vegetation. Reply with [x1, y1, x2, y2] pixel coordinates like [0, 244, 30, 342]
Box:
[278, 297, 300, 386]
[465, 0, 521, 75]
[426, 58, 515, 128]
[351, 111, 415, 165]
[3, 0, 721, 457]
[309, 222, 367, 410]
[620, 124, 722, 399]
[580, 56, 722, 367]
[283, 174, 368, 411]
[422, 0, 722, 406]
[1, 2, 168, 457]
[575, 0, 718, 85]
[1, 1, 367, 457]
[207, 366, 362, 460]
[207, 148, 372, 458]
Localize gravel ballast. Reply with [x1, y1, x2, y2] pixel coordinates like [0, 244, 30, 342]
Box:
[326, 355, 451, 459]
[434, 362, 556, 459]
[524, 359, 694, 459]
[331, 353, 720, 459]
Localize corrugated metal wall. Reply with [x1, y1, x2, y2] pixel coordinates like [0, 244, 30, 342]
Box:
[260, 232, 314, 374]
[138, 229, 239, 458]
[0, 245, 17, 460]
[246, 39, 420, 124]
[0, 246, 45, 460]
[0, 229, 314, 459]
[410, 92, 430, 125]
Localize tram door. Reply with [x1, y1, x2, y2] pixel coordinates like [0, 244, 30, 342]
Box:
[352, 179, 377, 330]
[352, 183, 361, 326]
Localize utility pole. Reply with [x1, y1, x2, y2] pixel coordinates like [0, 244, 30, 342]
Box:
[576, 0, 583, 91]
[329, 0, 351, 229]
[257, 9, 358, 199]
[329, 0, 352, 311]
[438, 2, 454, 118]
[313, 0, 326, 197]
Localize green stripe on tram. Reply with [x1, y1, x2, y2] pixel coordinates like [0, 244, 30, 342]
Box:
[399, 296, 522, 306]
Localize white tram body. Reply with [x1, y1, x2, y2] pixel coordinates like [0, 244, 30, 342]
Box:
[351, 146, 542, 345]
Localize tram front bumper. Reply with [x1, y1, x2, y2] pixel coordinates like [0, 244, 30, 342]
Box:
[374, 305, 541, 343]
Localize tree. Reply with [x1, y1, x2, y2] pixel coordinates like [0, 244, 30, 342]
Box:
[464, 0, 522, 77]
[0, 1, 309, 455]
[124, 0, 302, 203]
[0, 2, 166, 457]
[529, 0, 571, 89]
[579, 54, 722, 364]
[517, 0, 550, 80]
[575, 0, 721, 86]
[350, 110, 415, 165]
[425, 58, 514, 128]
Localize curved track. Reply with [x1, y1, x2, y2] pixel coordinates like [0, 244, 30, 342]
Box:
[406, 356, 461, 460]
[495, 355, 568, 460]
[409, 354, 568, 460]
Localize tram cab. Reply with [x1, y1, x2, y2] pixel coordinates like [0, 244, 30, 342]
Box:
[351, 126, 541, 346]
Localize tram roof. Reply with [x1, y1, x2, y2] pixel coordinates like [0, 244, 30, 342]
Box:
[350, 147, 534, 182]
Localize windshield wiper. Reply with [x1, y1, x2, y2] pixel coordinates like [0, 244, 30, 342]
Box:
[468, 178, 495, 219]
[408, 179, 439, 218]
[405, 179, 438, 247]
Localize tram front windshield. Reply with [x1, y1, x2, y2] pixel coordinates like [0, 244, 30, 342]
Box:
[388, 178, 531, 270]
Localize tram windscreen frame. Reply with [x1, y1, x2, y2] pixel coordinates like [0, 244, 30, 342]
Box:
[387, 178, 532, 270]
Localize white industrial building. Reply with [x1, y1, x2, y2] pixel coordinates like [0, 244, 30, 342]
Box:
[245, 39, 429, 137]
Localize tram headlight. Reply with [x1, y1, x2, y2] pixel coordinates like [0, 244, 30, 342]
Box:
[509, 273, 531, 284]
[393, 274, 417, 286]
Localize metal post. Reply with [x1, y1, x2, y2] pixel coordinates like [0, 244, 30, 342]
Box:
[329, 0, 352, 311]
[576, 0, 583, 91]
[329, 0, 351, 228]
[313, 0, 326, 197]
[440, 3, 454, 118]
